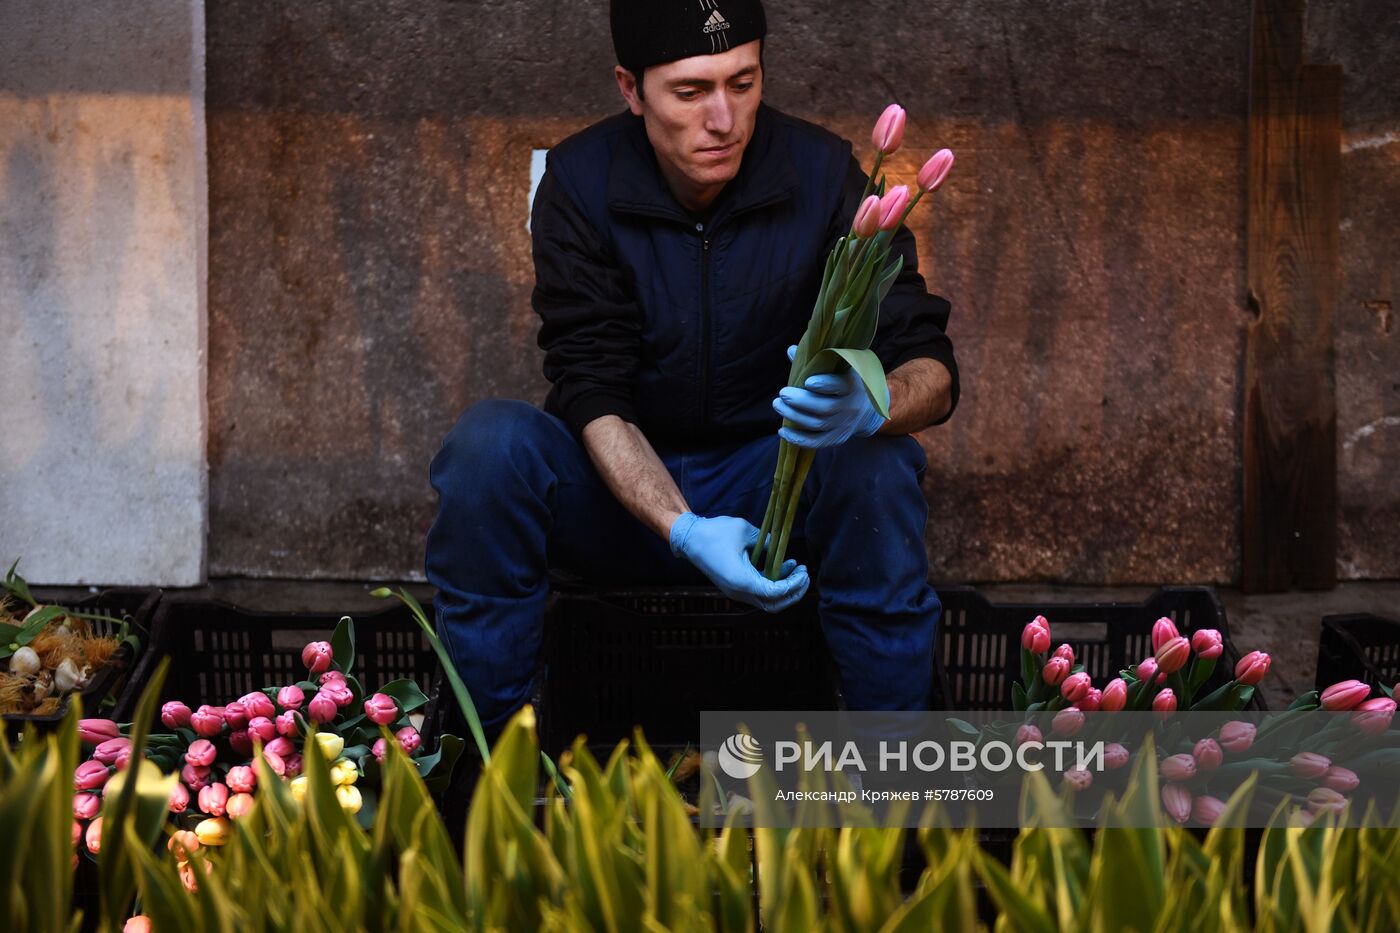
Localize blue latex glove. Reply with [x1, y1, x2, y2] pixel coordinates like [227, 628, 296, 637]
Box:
[669, 512, 810, 612]
[772, 345, 888, 448]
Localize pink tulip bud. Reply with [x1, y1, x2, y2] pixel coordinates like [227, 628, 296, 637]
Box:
[73, 793, 102, 820]
[323, 680, 354, 707]
[226, 766, 257, 795]
[1218, 721, 1256, 752]
[86, 817, 103, 854]
[78, 718, 121, 746]
[1152, 689, 1177, 717]
[320, 669, 347, 686]
[1135, 657, 1159, 683]
[1042, 656, 1070, 687]
[284, 753, 304, 777]
[1161, 784, 1192, 824]
[277, 685, 305, 711]
[1193, 738, 1223, 771]
[114, 747, 132, 771]
[1060, 671, 1092, 704]
[276, 710, 300, 737]
[264, 736, 295, 759]
[181, 764, 212, 792]
[1192, 795, 1227, 826]
[1021, 622, 1051, 654]
[876, 185, 910, 232]
[1190, 629, 1224, 660]
[1155, 636, 1191, 675]
[248, 716, 277, 743]
[190, 705, 225, 737]
[168, 782, 190, 814]
[125, 916, 153, 933]
[1062, 768, 1093, 791]
[1103, 743, 1130, 770]
[302, 641, 334, 675]
[396, 726, 422, 755]
[1351, 697, 1396, 736]
[1290, 751, 1331, 779]
[1322, 767, 1360, 793]
[871, 103, 906, 155]
[1160, 754, 1197, 782]
[240, 692, 277, 721]
[851, 195, 881, 239]
[1015, 724, 1043, 746]
[161, 701, 194, 730]
[228, 730, 253, 757]
[1307, 786, 1348, 814]
[72, 820, 82, 849]
[1078, 687, 1102, 712]
[308, 691, 337, 724]
[75, 760, 111, 791]
[1151, 617, 1180, 653]
[1053, 644, 1075, 663]
[226, 793, 256, 819]
[1029, 615, 1050, 634]
[223, 701, 250, 730]
[93, 737, 131, 765]
[198, 782, 228, 817]
[372, 737, 389, 762]
[260, 750, 287, 777]
[185, 739, 217, 768]
[916, 148, 955, 193]
[1100, 678, 1128, 712]
[1051, 706, 1084, 737]
[1234, 651, 1271, 686]
[168, 829, 200, 861]
[1320, 679, 1371, 712]
[364, 693, 400, 726]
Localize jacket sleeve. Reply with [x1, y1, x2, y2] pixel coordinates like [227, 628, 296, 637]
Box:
[530, 161, 643, 436]
[829, 154, 961, 426]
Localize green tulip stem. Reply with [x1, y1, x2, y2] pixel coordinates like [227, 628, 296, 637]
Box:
[752, 440, 792, 567]
[858, 151, 885, 207]
[766, 446, 815, 579]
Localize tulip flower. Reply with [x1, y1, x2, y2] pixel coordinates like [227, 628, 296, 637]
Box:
[181, 764, 212, 792]
[364, 692, 400, 726]
[228, 730, 253, 757]
[276, 710, 300, 737]
[223, 701, 250, 730]
[161, 701, 194, 729]
[178, 861, 199, 893]
[1062, 768, 1093, 791]
[194, 817, 231, 846]
[320, 669, 347, 686]
[1052, 644, 1074, 663]
[1135, 658, 1159, 683]
[1015, 724, 1042, 746]
[248, 716, 277, 743]
[226, 765, 257, 794]
[1029, 615, 1050, 634]
[1351, 697, 1396, 736]
[114, 748, 132, 771]
[916, 148, 955, 193]
[71, 820, 82, 849]
[124, 916, 153, 933]
[91, 737, 130, 766]
[329, 758, 360, 787]
[314, 731, 345, 760]
[1060, 671, 1092, 704]
[1103, 743, 1130, 770]
[1307, 786, 1348, 815]
[1152, 689, 1177, 716]
[198, 782, 229, 817]
[876, 185, 910, 232]
[85, 817, 103, 854]
[284, 753, 304, 777]
[372, 737, 389, 763]
[308, 691, 337, 724]
[261, 750, 287, 777]
[1100, 678, 1128, 712]
[336, 784, 363, 814]
[871, 103, 905, 155]
[1051, 706, 1084, 737]
[1190, 629, 1224, 660]
[78, 718, 121, 746]
[1042, 656, 1071, 687]
[1218, 721, 1256, 752]
[1151, 617, 1180, 653]
[1234, 651, 1271, 685]
[302, 641, 333, 675]
[396, 726, 422, 755]
[1021, 621, 1050, 654]
[1192, 795, 1227, 826]
[239, 691, 276, 720]
[1323, 767, 1360, 793]
[1155, 636, 1191, 675]
[1320, 679, 1371, 711]
[1193, 738, 1223, 771]
[1161, 784, 1192, 824]
[73, 793, 101, 820]
[277, 685, 305, 711]
[289, 776, 309, 802]
[226, 793, 256, 819]
[75, 760, 111, 791]
[185, 739, 217, 768]
[167, 829, 200, 861]
[1160, 754, 1197, 782]
[264, 736, 295, 759]
[1078, 688, 1102, 712]
[168, 781, 190, 814]
[851, 195, 881, 239]
[190, 705, 224, 737]
[1290, 751, 1331, 779]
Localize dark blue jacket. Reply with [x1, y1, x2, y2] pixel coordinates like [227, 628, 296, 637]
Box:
[531, 102, 959, 448]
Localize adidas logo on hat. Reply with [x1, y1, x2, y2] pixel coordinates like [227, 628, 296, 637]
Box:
[702, 9, 731, 34]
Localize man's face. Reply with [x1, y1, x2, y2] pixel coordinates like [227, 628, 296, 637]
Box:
[615, 40, 763, 213]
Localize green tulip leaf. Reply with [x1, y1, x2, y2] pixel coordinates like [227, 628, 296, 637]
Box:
[330, 615, 356, 676]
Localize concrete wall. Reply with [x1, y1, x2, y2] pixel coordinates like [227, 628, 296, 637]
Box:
[0, 0, 207, 585]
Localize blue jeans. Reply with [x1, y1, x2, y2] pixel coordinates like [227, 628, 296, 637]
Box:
[425, 399, 941, 730]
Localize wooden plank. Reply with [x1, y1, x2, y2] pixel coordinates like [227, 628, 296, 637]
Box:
[1242, 0, 1341, 592]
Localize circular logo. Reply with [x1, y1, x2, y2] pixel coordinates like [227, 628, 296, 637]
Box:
[717, 733, 763, 779]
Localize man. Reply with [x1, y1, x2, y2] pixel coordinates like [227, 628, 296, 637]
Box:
[426, 0, 959, 734]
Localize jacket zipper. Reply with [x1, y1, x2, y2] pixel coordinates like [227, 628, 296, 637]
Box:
[697, 223, 712, 429]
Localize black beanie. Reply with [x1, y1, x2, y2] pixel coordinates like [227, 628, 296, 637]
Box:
[610, 0, 767, 73]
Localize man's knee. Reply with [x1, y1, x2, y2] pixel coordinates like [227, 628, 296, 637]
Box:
[815, 434, 927, 498]
[433, 399, 552, 487]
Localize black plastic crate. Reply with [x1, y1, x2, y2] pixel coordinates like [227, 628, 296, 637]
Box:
[113, 596, 439, 724]
[4, 587, 160, 739]
[932, 586, 1268, 711]
[1315, 613, 1400, 694]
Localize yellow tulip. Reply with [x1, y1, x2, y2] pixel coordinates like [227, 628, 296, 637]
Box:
[194, 817, 231, 847]
[313, 732, 345, 760]
[335, 784, 362, 814]
[329, 758, 359, 787]
[289, 776, 309, 802]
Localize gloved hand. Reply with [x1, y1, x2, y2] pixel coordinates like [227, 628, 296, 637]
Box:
[669, 512, 810, 612]
[772, 345, 888, 448]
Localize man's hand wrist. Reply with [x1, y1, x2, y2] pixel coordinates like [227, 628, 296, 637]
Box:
[668, 511, 698, 557]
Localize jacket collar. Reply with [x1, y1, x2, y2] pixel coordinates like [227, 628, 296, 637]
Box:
[606, 102, 799, 228]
